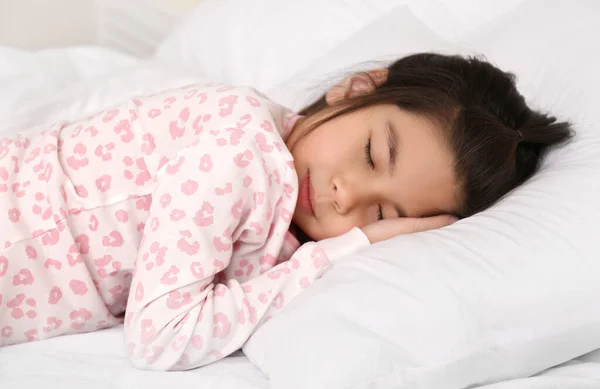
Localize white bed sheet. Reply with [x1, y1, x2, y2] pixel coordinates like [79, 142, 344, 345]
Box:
[1, 41, 600, 389]
[0, 325, 268, 389]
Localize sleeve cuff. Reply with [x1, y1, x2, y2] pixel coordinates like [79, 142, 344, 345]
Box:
[316, 227, 371, 262]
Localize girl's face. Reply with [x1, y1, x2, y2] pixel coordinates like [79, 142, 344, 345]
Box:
[287, 102, 461, 241]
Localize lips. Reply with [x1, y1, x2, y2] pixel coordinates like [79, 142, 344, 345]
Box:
[299, 171, 315, 215]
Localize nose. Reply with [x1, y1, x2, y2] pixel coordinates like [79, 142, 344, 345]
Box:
[332, 177, 361, 215]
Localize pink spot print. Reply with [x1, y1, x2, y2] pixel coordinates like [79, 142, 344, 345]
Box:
[227, 127, 245, 146]
[96, 175, 112, 192]
[102, 231, 124, 247]
[260, 120, 274, 132]
[164, 96, 176, 106]
[181, 179, 198, 195]
[160, 193, 172, 208]
[88, 215, 99, 231]
[74, 185, 88, 197]
[8, 208, 20, 223]
[177, 231, 199, 256]
[44, 258, 62, 270]
[272, 292, 284, 309]
[102, 109, 119, 122]
[258, 293, 268, 304]
[255, 133, 274, 152]
[94, 143, 114, 161]
[246, 96, 260, 107]
[166, 291, 192, 310]
[171, 335, 188, 352]
[70, 308, 92, 330]
[233, 149, 253, 168]
[193, 114, 212, 134]
[166, 156, 185, 175]
[33, 161, 53, 182]
[66, 143, 89, 170]
[142, 133, 156, 154]
[116, 209, 129, 222]
[281, 208, 293, 222]
[199, 154, 213, 172]
[48, 287, 62, 304]
[43, 317, 63, 333]
[160, 266, 180, 285]
[218, 95, 238, 117]
[150, 217, 159, 232]
[184, 89, 198, 99]
[299, 276, 310, 289]
[75, 234, 90, 254]
[243, 176, 252, 187]
[135, 283, 144, 301]
[42, 229, 59, 246]
[140, 319, 156, 343]
[25, 329, 38, 341]
[170, 209, 186, 221]
[85, 125, 99, 137]
[114, 119, 134, 143]
[193, 202, 214, 227]
[148, 108, 161, 118]
[215, 182, 232, 196]
[169, 107, 190, 139]
[69, 279, 88, 295]
[231, 199, 244, 219]
[190, 262, 204, 279]
[1, 326, 12, 338]
[191, 335, 203, 349]
[0, 256, 8, 277]
[213, 312, 232, 338]
[311, 247, 328, 268]
[136, 196, 152, 211]
[25, 246, 37, 260]
[13, 268, 34, 285]
[12, 181, 29, 197]
[213, 235, 231, 253]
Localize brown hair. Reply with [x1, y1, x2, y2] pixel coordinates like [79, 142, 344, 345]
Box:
[299, 53, 574, 217]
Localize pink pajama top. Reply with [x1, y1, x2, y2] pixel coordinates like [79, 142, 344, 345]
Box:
[0, 83, 370, 370]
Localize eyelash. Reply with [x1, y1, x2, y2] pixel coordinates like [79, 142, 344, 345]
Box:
[364, 137, 384, 221]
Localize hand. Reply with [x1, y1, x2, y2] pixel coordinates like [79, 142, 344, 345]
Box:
[361, 215, 458, 244]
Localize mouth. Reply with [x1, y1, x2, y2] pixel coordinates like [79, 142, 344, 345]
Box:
[299, 170, 315, 216]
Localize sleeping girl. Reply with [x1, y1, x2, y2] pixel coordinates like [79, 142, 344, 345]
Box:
[0, 53, 573, 370]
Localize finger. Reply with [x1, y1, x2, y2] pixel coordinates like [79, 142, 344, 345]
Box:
[403, 215, 458, 234]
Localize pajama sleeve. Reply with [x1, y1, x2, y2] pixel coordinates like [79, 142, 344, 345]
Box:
[124, 137, 370, 371]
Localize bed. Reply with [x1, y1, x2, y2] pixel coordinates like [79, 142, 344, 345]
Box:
[1, 1, 600, 388]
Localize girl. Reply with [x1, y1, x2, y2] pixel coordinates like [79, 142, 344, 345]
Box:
[0, 53, 573, 370]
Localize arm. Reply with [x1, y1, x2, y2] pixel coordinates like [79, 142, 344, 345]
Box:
[124, 139, 370, 371]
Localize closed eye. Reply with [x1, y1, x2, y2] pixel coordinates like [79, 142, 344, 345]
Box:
[365, 137, 384, 220]
[364, 137, 375, 169]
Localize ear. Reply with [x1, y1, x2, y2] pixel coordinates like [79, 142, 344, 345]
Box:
[325, 68, 388, 106]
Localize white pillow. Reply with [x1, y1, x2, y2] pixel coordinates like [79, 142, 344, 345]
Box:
[153, 0, 401, 92]
[242, 1, 600, 388]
